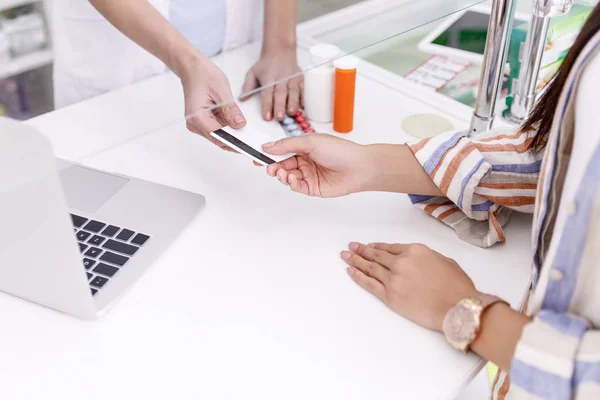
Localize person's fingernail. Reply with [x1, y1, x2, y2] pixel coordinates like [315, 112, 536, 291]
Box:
[347, 267, 355, 276]
[265, 112, 272, 120]
[262, 142, 275, 149]
[288, 108, 295, 114]
[341, 251, 352, 260]
[234, 115, 245, 125]
[277, 111, 285, 120]
[368, 243, 376, 248]
[349, 242, 359, 251]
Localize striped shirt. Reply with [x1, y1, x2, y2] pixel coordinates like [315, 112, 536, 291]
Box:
[408, 127, 542, 248]
[408, 32, 600, 399]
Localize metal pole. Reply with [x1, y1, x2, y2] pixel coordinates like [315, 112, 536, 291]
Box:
[504, 14, 551, 123]
[469, 0, 517, 135]
[504, 0, 573, 124]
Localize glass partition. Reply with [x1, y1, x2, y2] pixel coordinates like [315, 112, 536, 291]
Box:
[183, 0, 590, 126]
[8, 0, 500, 168]
[2, 0, 597, 166]
[182, 0, 494, 131]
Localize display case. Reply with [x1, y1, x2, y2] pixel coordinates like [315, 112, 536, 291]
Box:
[297, 0, 492, 122]
[297, 0, 592, 120]
[0, 0, 52, 80]
[0, 0, 53, 119]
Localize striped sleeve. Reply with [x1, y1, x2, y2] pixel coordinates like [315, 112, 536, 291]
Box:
[510, 144, 600, 399]
[408, 128, 543, 248]
[511, 312, 600, 399]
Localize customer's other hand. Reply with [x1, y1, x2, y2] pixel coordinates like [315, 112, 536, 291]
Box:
[262, 134, 375, 198]
[241, 49, 303, 121]
[181, 57, 246, 151]
[341, 242, 478, 332]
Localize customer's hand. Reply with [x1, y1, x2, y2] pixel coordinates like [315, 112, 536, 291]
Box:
[262, 134, 376, 198]
[341, 242, 478, 332]
[181, 57, 246, 151]
[241, 49, 303, 121]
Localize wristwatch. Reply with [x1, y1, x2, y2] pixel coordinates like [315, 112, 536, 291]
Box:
[442, 294, 508, 353]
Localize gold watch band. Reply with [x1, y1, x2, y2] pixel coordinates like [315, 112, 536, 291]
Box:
[469, 295, 509, 352]
[474, 293, 508, 310]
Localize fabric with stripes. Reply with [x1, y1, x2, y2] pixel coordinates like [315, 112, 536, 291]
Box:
[408, 127, 542, 248]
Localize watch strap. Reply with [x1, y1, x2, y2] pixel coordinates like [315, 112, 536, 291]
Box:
[474, 293, 507, 310]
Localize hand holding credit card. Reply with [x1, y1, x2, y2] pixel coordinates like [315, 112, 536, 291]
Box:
[210, 126, 296, 166]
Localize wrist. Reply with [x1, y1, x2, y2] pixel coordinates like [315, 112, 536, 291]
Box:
[357, 143, 445, 197]
[470, 301, 511, 347]
[262, 0, 298, 54]
[354, 144, 385, 192]
[261, 40, 297, 57]
[261, 26, 297, 56]
[170, 46, 210, 81]
[359, 144, 407, 192]
[469, 301, 532, 371]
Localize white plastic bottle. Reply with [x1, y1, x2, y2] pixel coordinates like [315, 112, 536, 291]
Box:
[303, 44, 340, 123]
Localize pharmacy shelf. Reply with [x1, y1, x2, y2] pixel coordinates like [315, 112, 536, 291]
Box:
[0, 48, 52, 79]
[0, 0, 39, 12]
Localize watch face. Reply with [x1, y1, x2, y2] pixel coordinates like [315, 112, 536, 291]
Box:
[443, 305, 478, 345]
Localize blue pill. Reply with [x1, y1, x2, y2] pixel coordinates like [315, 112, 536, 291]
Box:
[286, 123, 299, 131]
[283, 117, 295, 125]
[291, 129, 303, 137]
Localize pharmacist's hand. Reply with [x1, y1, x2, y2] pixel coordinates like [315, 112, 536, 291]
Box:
[181, 57, 246, 151]
[262, 133, 373, 197]
[241, 49, 303, 121]
[341, 242, 477, 332]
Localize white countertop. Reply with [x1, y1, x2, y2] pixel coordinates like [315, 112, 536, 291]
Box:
[0, 41, 532, 400]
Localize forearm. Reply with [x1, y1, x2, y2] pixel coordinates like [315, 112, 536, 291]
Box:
[262, 0, 298, 54]
[470, 302, 532, 372]
[362, 144, 444, 196]
[89, 0, 203, 79]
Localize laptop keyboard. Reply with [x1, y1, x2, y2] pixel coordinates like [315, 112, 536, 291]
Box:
[71, 214, 150, 296]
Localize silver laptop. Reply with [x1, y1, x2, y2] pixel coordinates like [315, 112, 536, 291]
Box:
[0, 117, 205, 319]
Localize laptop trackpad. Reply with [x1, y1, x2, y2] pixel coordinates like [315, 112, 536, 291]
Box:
[59, 166, 129, 213]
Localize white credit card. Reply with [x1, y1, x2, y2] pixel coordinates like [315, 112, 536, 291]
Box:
[210, 126, 296, 166]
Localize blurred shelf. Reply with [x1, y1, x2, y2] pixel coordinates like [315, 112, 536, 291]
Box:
[0, 48, 52, 79]
[0, 0, 40, 12]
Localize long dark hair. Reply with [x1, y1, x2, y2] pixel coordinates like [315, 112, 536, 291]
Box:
[522, 2, 600, 152]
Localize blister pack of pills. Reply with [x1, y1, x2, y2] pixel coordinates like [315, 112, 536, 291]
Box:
[279, 111, 315, 137]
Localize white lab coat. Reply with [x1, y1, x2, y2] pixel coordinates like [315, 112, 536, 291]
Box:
[51, 0, 264, 108]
